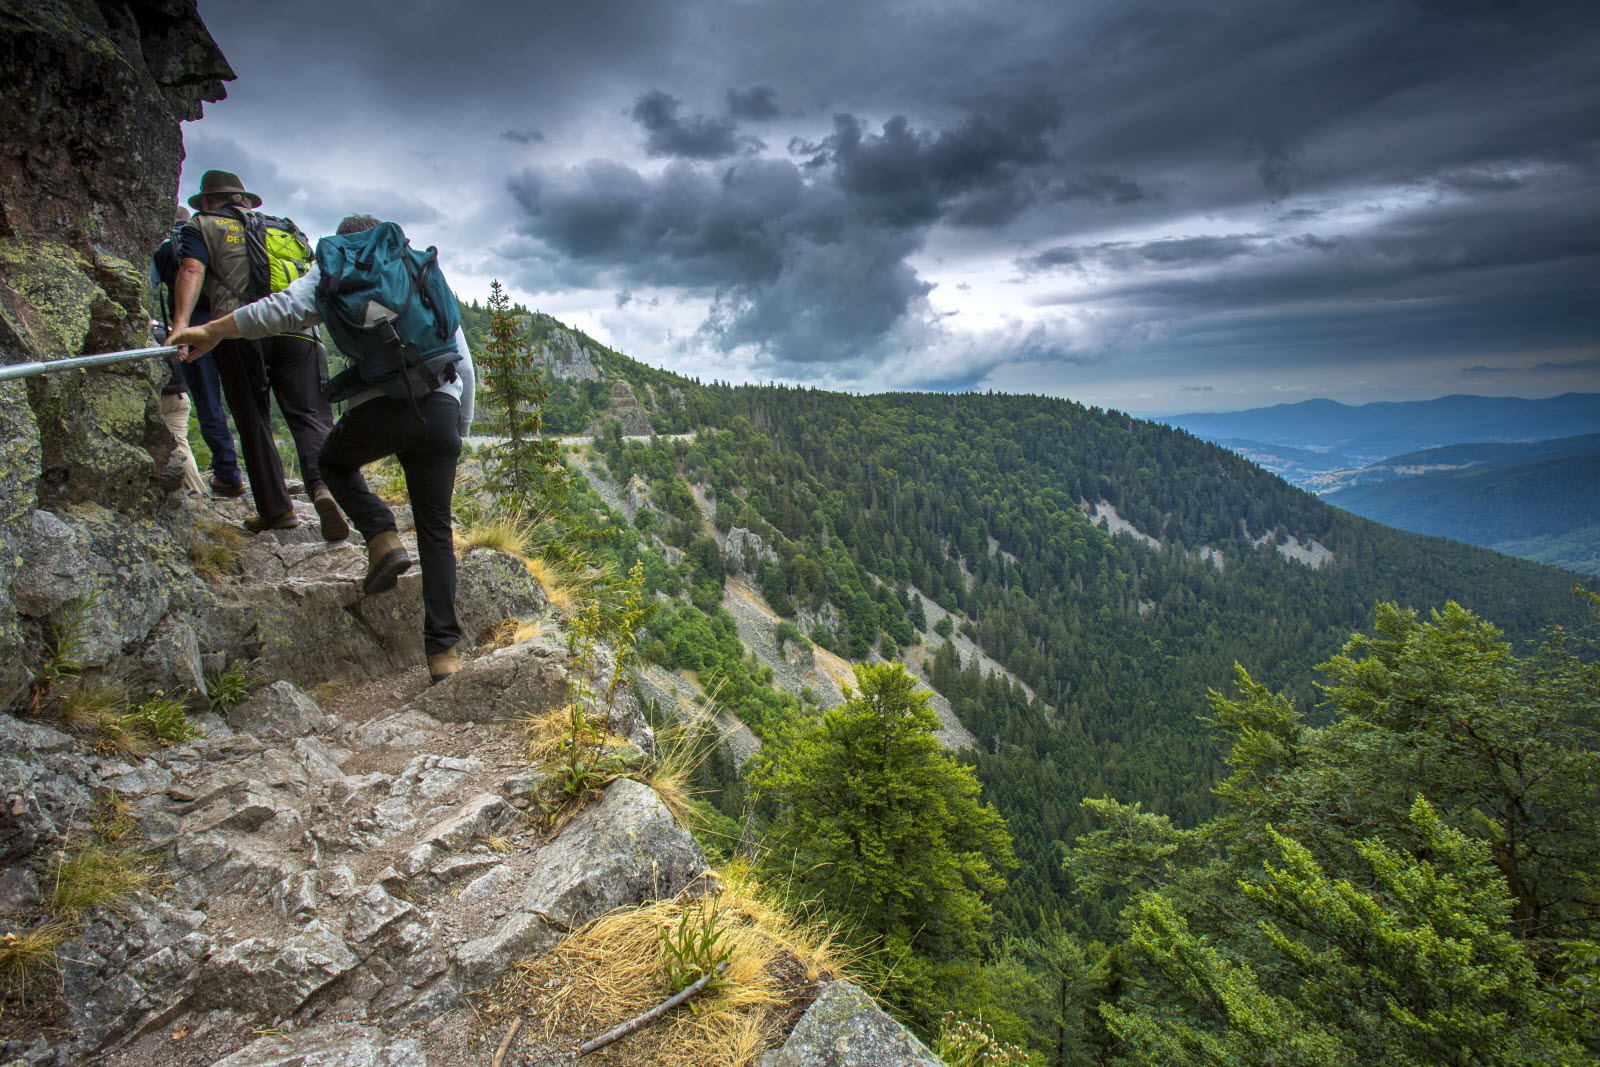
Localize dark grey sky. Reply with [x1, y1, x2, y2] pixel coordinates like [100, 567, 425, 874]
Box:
[182, 0, 1600, 413]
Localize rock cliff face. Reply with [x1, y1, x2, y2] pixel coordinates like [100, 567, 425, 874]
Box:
[0, 0, 231, 700]
[583, 380, 654, 437]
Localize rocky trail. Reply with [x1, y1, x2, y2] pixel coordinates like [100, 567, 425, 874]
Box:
[1, 492, 937, 1066]
[0, 494, 688, 1065]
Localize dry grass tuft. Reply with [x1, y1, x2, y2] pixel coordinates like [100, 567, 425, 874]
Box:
[482, 616, 552, 653]
[93, 715, 152, 760]
[59, 684, 153, 759]
[521, 704, 628, 766]
[645, 764, 698, 831]
[645, 713, 737, 831]
[522, 703, 582, 765]
[525, 556, 579, 614]
[457, 510, 535, 558]
[0, 920, 70, 995]
[56, 682, 125, 731]
[51, 844, 155, 916]
[474, 866, 844, 1066]
[189, 519, 246, 582]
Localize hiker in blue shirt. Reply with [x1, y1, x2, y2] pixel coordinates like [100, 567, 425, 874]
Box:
[152, 205, 243, 497]
[168, 214, 476, 686]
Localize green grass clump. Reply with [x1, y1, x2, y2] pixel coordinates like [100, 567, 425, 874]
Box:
[204, 662, 258, 711]
[51, 844, 154, 916]
[659, 895, 735, 1003]
[121, 693, 203, 745]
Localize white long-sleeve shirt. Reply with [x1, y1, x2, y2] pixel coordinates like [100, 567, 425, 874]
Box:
[232, 266, 476, 433]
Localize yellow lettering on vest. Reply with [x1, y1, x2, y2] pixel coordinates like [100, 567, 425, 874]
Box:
[224, 235, 244, 244]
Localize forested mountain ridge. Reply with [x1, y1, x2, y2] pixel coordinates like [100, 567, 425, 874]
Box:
[1330, 445, 1600, 576]
[453, 303, 1599, 1056]
[475, 308, 1593, 942]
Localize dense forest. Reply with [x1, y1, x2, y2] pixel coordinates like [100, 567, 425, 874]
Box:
[465, 304, 1598, 1062]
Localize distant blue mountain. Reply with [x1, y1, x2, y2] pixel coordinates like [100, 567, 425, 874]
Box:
[1330, 443, 1600, 576]
[1159, 394, 1600, 467]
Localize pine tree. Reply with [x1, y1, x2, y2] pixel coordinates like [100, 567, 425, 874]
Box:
[478, 280, 572, 512]
[751, 662, 1014, 1020]
[1067, 602, 1600, 1064]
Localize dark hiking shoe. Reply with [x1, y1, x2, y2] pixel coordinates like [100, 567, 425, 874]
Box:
[362, 529, 410, 595]
[427, 647, 460, 685]
[208, 474, 247, 498]
[312, 487, 350, 542]
[243, 510, 298, 533]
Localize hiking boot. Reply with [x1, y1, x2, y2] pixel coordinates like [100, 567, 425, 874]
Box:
[427, 647, 460, 686]
[243, 510, 298, 533]
[208, 474, 246, 498]
[362, 529, 411, 595]
[312, 487, 350, 542]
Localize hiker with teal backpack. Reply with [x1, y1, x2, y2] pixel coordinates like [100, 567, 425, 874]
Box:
[170, 214, 477, 686]
[172, 170, 349, 540]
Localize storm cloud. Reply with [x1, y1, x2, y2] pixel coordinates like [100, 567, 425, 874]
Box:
[630, 92, 763, 160]
[508, 97, 1073, 369]
[182, 0, 1600, 408]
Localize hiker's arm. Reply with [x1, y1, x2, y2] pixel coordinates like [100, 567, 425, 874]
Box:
[171, 258, 205, 333]
[169, 313, 238, 360]
[453, 327, 476, 436]
[231, 269, 323, 339]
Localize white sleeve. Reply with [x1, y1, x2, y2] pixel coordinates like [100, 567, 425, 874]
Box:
[453, 326, 475, 433]
[233, 267, 325, 339]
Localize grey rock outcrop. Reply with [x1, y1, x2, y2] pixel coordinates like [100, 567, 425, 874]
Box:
[227, 682, 339, 738]
[528, 322, 602, 382]
[209, 1023, 426, 1066]
[762, 981, 943, 1067]
[0, 713, 91, 863]
[205, 545, 547, 688]
[582, 380, 654, 437]
[725, 526, 778, 575]
[0, 0, 230, 699]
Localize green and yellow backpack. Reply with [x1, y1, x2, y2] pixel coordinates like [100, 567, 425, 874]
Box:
[191, 206, 314, 305]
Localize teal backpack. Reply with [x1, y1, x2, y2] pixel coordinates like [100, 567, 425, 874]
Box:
[314, 222, 462, 403]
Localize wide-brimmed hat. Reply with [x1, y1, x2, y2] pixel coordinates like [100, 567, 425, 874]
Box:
[186, 169, 262, 209]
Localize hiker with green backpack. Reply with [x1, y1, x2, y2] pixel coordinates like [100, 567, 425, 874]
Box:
[171, 170, 349, 540]
[169, 214, 476, 686]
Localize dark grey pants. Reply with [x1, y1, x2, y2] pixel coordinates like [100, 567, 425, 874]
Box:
[214, 334, 334, 517]
[319, 391, 462, 655]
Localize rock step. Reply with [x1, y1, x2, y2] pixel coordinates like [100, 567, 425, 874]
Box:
[63, 646, 695, 1067]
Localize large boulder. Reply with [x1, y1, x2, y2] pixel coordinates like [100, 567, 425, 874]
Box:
[13, 505, 200, 667]
[453, 778, 706, 981]
[407, 632, 569, 723]
[226, 681, 339, 738]
[762, 981, 943, 1067]
[208, 548, 548, 688]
